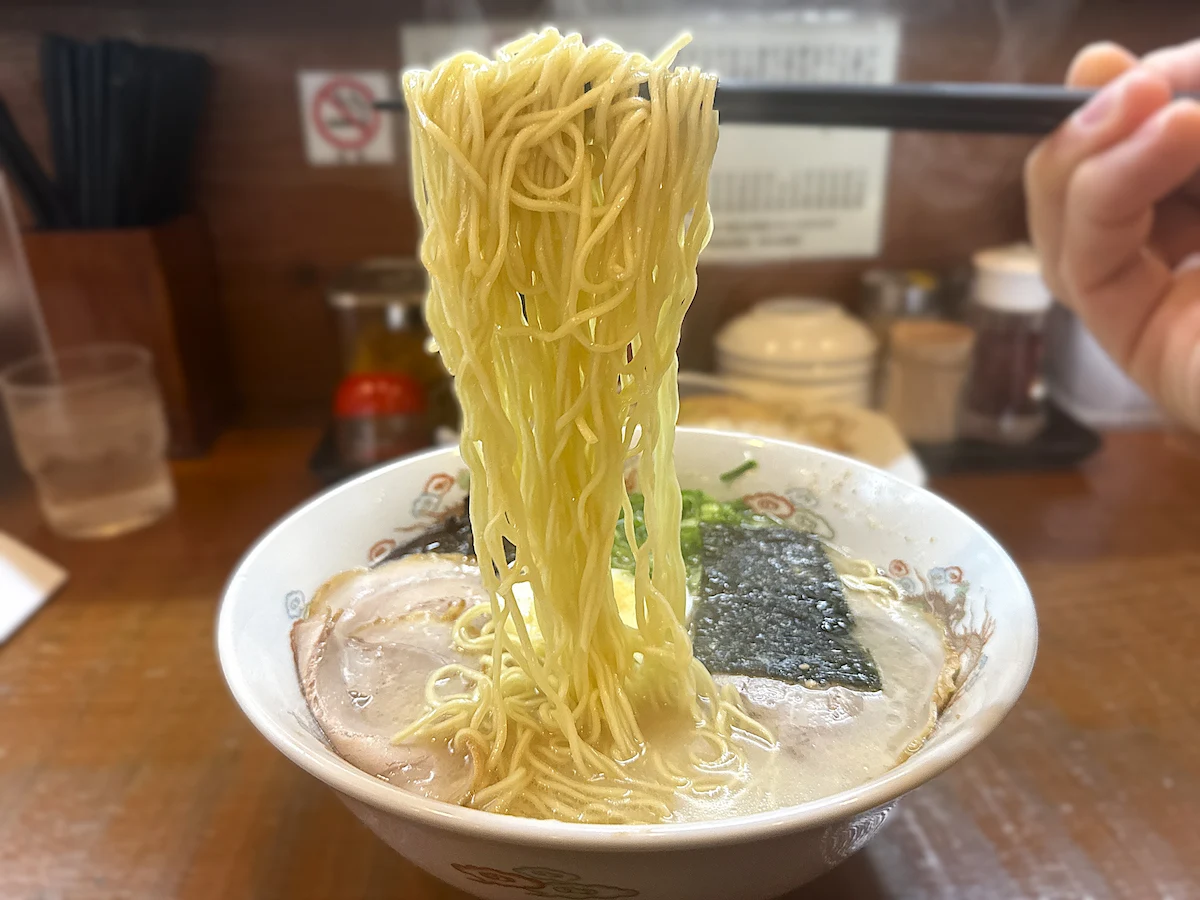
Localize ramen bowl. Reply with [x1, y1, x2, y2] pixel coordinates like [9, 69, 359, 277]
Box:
[217, 428, 1036, 900]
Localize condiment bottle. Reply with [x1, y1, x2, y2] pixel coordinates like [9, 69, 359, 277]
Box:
[883, 320, 975, 444]
[327, 259, 456, 435]
[859, 269, 941, 407]
[959, 245, 1053, 444]
[333, 372, 428, 469]
[859, 268, 942, 345]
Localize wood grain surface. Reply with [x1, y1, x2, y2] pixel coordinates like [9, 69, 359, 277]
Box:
[1, 428, 1198, 900]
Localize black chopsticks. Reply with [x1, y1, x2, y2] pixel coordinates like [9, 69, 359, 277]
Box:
[376, 81, 1191, 135]
[30, 34, 211, 230]
[711, 83, 1110, 134]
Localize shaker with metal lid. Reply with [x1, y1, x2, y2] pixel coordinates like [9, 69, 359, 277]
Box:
[959, 244, 1053, 444]
[860, 269, 942, 407]
[859, 269, 942, 344]
[883, 319, 975, 444]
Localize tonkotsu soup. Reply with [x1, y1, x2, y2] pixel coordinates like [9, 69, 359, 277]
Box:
[291, 491, 961, 823]
[289, 28, 961, 825]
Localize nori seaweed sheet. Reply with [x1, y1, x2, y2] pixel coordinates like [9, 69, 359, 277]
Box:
[382, 494, 882, 692]
[692, 523, 882, 691]
[379, 506, 516, 565]
[611, 490, 774, 592]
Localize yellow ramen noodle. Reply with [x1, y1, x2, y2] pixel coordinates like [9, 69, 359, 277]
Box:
[401, 28, 769, 822]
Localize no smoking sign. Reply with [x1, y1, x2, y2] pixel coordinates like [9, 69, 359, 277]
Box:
[298, 71, 395, 166]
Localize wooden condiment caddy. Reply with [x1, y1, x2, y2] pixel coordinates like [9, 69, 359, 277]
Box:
[22, 214, 233, 457]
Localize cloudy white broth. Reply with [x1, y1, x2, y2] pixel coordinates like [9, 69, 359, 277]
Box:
[291, 498, 958, 823]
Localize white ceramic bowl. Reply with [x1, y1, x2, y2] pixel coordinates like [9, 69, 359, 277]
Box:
[716, 298, 878, 369]
[723, 372, 874, 410]
[217, 429, 1036, 900]
[719, 356, 876, 382]
[716, 300, 879, 410]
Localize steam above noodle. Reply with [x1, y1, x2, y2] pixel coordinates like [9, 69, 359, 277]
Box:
[400, 28, 769, 822]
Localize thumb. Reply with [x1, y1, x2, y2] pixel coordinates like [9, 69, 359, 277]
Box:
[1062, 99, 1200, 369]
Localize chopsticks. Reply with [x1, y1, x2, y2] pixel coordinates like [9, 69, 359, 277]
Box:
[30, 34, 211, 230]
[376, 81, 1193, 135]
[711, 83, 1115, 134]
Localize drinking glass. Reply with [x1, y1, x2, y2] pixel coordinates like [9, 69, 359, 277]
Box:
[0, 343, 175, 538]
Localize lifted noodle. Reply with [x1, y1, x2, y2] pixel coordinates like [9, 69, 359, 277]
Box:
[400, 28, 768, 822]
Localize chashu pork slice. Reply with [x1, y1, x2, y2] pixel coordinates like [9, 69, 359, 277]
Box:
[291, 554, 486, 803]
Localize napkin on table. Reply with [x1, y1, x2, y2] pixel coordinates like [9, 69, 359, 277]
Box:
[0, 532, 67, 646]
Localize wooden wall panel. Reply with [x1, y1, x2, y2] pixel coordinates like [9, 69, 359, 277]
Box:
[0, 2, 1195, 421]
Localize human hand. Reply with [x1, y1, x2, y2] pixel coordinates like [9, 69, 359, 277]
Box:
[1025, 40, 1200, 430]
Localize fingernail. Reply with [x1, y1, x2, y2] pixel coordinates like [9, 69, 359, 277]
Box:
[1075, 78, 1125, 128]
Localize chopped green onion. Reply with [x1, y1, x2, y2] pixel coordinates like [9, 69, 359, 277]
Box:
[719, 459, 758, 484]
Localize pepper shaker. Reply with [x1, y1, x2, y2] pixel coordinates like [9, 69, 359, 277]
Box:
[883, 320, 975, 444]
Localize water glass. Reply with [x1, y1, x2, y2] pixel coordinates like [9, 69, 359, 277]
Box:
[0, 343, 175, 539]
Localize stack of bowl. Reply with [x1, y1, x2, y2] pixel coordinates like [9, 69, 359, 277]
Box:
[715, 298, 878, 408]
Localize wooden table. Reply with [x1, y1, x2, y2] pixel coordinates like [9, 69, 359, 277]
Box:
[1, 429, 1197, 900]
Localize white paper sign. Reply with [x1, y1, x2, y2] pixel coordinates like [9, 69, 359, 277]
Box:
[400, 14, 899, 261]
[297, 70, 395, 166]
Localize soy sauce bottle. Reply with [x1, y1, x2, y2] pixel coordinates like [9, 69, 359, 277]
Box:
[959, 245, 1053, 444]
